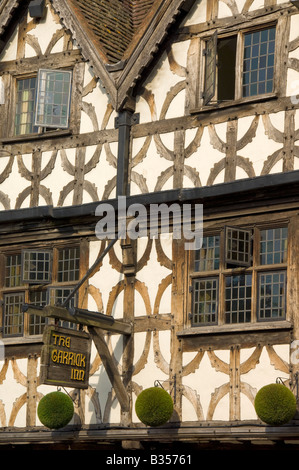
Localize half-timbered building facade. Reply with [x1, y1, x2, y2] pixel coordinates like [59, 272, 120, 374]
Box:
[0, 0, 299, 451]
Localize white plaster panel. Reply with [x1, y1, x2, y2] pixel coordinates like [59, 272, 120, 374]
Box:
[240, 345, 289, 394]
[29, 4, 63, 55]
[83, 145, 117, 201]
[235, 0, 247, 12]
[181, 0, 207, 27]
[135, 93, 154, 124]
[81, 72, 112, 132]
[88, 240, 124, 318]
[287, 68, 299, 99]
[136, 239, 172, 315]
[171, 40, 190, 71]
[238, 116, 282, 177]
[24, 40, 37, 58]
[143, 52, 184, 120]
[218, 1, 234, 19]
[248, 0, 265, 11]
[1, 360, 27, 427]
[182, 350, 230, 421]
[0, 28, 18, 61]
[130, 137, 172, 195]
[165, 88, 186, 120]
[41, 149, 74, 207]
[290, 14, 299, 43]
[0, 156, 31, 209]
[186, 126, 224, 187]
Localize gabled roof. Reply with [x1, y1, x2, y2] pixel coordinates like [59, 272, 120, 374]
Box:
[0, 0, 197, 109]
[67, 0, 155, 65]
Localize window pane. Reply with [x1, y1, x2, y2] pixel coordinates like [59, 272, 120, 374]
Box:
[260, 227, 288, 264]
[5, 254, 22, 287]
[48, 287, 77, 329]
[225, 274, 252, 324]
[58, 247, 80, 282]
[35, 69, 72, 128]
[22, 250, 52, 283]
[192, 278, 218, 325]
[225, 227, 251, 266]
[258, 271, 286, 320]
[15, 77, 39, 135]
[3, 293, 24, 337]
[194, 235, 220, 271]
[29, 290, 48, 335]
[242, 27, 276, 98]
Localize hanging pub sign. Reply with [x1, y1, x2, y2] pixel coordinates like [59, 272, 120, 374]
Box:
[40, 325, 91, 389]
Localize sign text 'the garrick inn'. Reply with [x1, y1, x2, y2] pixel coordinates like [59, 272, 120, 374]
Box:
[40, 325, 91, 389]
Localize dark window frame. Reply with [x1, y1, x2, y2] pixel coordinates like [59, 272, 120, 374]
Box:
[200, 22, 278, 107]
[1, 244, 81, 339]
[13, 68, 73, 138]
[188, 223, 288, 328]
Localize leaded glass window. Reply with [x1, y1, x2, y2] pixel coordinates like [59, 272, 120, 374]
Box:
[3, 293, 24, 337]
[189, 224, 288, 328]
[243, 27, 276, 97]
[191, 278, 218, 325]
[258, 271, 286, 320]
[260, 227, 288, 265]
[201, 25, 276, 106]
[225, 227, 252, 267]
[5, 254, 22, 287]
[225, 274, 252, 324]
[29, 290, 48, 335]
[48, 287, 77, 330]
[35, 69, 72, 128]
[22, 250, 52, 283]
[194, 235, 220, 271]
[1, 245, 80, 338]
[15, 77, 39, 135]
[58, 247, 80, 282]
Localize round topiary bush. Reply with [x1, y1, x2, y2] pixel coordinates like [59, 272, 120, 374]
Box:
[254, 383, 297, 426]
[37, 391, 74, 429]
[135, 387, 174, 427]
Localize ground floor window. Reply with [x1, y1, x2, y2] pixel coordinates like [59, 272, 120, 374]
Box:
[1, 245, 81, 338]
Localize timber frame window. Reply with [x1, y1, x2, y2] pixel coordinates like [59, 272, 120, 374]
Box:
[14, 69, 72, 136]
[188, 225, 288, 327]
[200, 23, 277, 107]
[0, 245, 81, 338]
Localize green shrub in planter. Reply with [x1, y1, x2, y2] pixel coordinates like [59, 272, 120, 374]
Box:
[135, 387, 173, 427]
[254, 383, 297, 426]
[37, 391, 74, 429]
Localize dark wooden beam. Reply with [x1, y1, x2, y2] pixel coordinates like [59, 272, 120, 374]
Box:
[23, 304, 132, 335]
[88, 326, 130, 412]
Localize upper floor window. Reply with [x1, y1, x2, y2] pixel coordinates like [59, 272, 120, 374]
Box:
[202, 25, 276, 106]
[14, 69, 72, 136]
[189, 225, 288, 327]
[1, 245, 80, 338]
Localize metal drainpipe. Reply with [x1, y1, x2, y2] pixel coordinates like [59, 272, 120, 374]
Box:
[115, 110, 139, 197]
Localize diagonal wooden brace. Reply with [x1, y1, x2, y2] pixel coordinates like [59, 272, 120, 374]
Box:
[88, 326, 130, 412]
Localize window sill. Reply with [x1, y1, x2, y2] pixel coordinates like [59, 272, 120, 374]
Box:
[190, 93, 278, 115]
[177, 320, 292, 337]
[1, 129, 72, 146]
